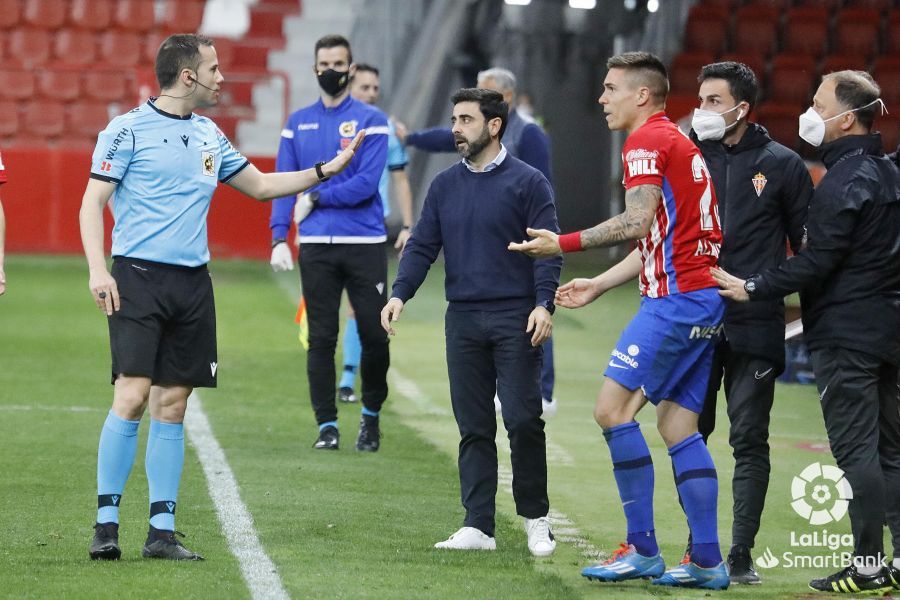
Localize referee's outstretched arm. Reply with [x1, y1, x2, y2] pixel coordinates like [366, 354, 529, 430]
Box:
[228, 131, 365, 201]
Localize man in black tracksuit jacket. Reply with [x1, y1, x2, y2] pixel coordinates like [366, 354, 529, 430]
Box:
[713, 70, 900, 594]
[689, 62, 812, 584]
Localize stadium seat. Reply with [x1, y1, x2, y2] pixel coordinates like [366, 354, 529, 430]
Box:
[53, 29, 98, 65]
[887, 10, 900, 55]
[143, 31, 169, 65]
[161, 0, 206, 32]
[820, 54, 868, 74]
[99, 31, 143, 67]
[682, 14, 729, 55]
[878, 116, 899, 154]
[0, 0, 22, 29]
[756, 102, 802, 149]
[113, 0, 159, 33]
[696, 0, 736, 14]
[66, 101, 112, 140]
[23, 100, 66, 139]
[669, 52, 716, 94]
[213, 38, 236, 68]
[69, 0, 113, 30]
[7, 28, 52, 67]
[0, 69, 37, 100]
[782, 6, 829, 58]
[768, 54, 817, 104]
[845, 0, 894, 11]
[36, 69, 81, 102]
[22, 0, 67, 29]
[83, 70, 129, 103]
[795, 0, 844, 10]
[0, 100, 19, 138]
[718, 53, 767, 86]
[732, 5, 780, 57]
[872, 58, 900, 105]
[833, 8, 881, 60]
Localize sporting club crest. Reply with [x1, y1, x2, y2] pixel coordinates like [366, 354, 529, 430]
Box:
[752, 172, 767, 197]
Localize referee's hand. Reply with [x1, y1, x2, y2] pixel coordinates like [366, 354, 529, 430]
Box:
[270, 242, 294, 272]
[89, 268, 120, 316]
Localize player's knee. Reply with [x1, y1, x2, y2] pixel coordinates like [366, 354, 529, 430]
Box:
[112, 387, 149, 419]
[594, 403, 627, 429]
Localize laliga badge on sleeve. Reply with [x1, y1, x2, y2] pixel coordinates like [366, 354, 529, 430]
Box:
[752, 172, 767, 197]
[202, 151, 215, 177]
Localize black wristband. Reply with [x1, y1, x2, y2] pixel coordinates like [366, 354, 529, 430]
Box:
[401, 225, 411, 231]
[272, 238, 286, 248]
[314, 161, 329, 182]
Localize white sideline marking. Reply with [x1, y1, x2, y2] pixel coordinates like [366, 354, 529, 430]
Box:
[388, 370, 451, 416]
[185, 392, 290, 600]
[0, 404, 101, 412]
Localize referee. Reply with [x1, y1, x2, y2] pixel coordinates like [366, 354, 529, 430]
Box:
[80, 34, 363, 562]
[713, 70, 900, 594]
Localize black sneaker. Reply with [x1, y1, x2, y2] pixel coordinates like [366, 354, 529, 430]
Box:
[313, 426, 339, 450]
[338, 386, 358, 403]
[89, 522, 121, 560]
[808, 565, 891, 594]
[142, 526, 203, 561]
[355, 415, 380, 452]
[887, 563, 900, 589]
[727, 545, 761, 585]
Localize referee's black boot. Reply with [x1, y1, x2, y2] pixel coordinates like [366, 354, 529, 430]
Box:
[808, 565, 891, 594]
[142, 526, 203, 561]
[313, 425, 339, 450]
[727, 545, 761, 585]
[89, 522, 121, 560]
[355, 415, 380, 452]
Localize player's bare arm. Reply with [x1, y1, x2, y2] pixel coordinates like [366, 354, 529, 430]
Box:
[228, 130, 365, 200]
[556, 249, 642, 309]
[78, 178, 120, 315]
[581, 184, 660, 248]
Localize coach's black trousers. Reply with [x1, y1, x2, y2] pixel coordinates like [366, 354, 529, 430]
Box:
[698, 340, 776, 549]
[445, 308, 549, 537]
[299, 243, 389, 425]
[811, 347, 900, 560]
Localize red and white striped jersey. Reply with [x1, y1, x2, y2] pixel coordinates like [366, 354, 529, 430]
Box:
[622, 112, 721, 298]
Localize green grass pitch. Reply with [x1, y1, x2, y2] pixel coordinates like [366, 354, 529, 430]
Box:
[0, 254, 888, 599]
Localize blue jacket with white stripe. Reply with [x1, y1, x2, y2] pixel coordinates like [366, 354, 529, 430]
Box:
[270, 95, 389, 243]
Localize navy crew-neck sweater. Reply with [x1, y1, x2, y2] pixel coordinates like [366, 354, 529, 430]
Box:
[392, 155, 561, 312]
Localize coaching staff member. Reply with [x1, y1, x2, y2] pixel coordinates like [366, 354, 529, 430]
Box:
[689, 61, 812, 584]
[269, 34, 390, 452]
[80, 34, 363, 562]
[382, 88, 561, 556]
[713, 70, 900, 595]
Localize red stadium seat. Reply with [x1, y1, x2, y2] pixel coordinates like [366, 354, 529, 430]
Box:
[113, 0, 159, 33]
[782, 6, 829, 58]
[0, 100, 19, 138]
[669, 52, 716, 95]
[69, 0, 113, 30]
[794, 0, 843, 10]
[0, 69, 36, 100]
[0, 0, 22, 29]
[143, 31, 169, 65]
[732, 4, 780, 57]
[66, 101, 112, 140]
[872, 58, 900, 105]
[683, 14, 729, 55]
[98, 31, 142, 67]
[82, 70, 129, 103]
[7, 28, 51, 67]
[834, 8, 881, 60]
[161, 0, 206, 32]
[768, 54, 817, 104]
[878, 116, 899, 154]
[22, 0, 67, 29]
[887, 10, 900, 55]
[53, 29, 98, 65]
[697, 0, 737, 14]
[23, 100, 66, 139]
[820, 54, 869, 75]
[756, 102, 802, 149]
[718, 53, 767, 86]
[213, 38, 235, 68]
[36, 69, 81, 101]
[845, 0, 894, 12]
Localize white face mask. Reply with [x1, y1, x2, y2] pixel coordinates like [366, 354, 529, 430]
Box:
[798, 98, 886, 147]
[691, 105, 744, 141]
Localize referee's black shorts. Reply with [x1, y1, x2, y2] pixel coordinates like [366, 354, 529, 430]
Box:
[108, 256, 217, 388]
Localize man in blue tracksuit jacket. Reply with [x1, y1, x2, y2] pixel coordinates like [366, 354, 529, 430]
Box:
[269, 34, 389, 452]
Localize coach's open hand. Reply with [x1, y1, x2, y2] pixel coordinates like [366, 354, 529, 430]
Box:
[89, 268, 120, 316]
[710, 267, 750, 302]
[381, 297, 404, 335]
[527, 306, 552, 346]
[508, 228, 561, 258]
[322, 130, 366, 178]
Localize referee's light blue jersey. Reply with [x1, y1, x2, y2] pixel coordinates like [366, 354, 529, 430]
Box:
[90, 99, 250, 267]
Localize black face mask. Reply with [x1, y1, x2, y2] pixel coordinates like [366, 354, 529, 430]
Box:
[317, 69, 350, 97]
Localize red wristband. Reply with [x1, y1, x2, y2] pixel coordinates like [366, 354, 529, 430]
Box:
[558, 231, 584, 253]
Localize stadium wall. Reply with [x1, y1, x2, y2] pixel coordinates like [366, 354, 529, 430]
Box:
[2, 148, 276, 261]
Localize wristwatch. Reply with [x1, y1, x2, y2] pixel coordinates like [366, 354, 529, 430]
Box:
[537, 299, 556, 315]
[314, 161, 330, 182]
[743, 277, 758, 298]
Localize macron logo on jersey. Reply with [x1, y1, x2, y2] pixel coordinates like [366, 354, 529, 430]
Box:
[625, 148, 659, 177]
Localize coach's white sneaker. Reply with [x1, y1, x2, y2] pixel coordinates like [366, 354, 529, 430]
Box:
[541, 397, 558, 419]
[525, 516, 556, 557]
[434, 527, 496, 550]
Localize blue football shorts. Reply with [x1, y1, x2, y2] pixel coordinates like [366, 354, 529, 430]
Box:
[603, 287, 725, 413]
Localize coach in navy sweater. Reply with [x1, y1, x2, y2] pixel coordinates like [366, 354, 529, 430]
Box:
[381, 88, 561, 556]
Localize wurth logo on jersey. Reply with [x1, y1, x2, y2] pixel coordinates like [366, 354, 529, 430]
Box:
[104, 127, 129, 161]
[625, 148, 659, 177]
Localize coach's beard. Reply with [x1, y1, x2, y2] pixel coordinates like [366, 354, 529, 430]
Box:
[455, 126, 491, 160]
